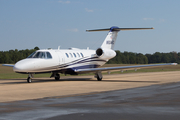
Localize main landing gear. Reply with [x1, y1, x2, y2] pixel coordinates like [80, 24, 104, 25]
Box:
[50, 72, 60, 81]
[55, 73, 60, 80]
[95, 71, 102, 81]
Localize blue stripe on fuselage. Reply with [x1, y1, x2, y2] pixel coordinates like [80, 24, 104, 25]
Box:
[60, 64, 100, 75]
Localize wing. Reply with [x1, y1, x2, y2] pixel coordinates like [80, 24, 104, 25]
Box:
[2, 64, 15, 67]
[75, 63, 177, 73]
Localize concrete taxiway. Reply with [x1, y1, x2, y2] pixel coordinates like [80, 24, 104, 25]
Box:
[0, 71, 180, 120]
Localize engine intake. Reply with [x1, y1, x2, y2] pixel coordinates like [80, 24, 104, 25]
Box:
[96, 48, 103, 56]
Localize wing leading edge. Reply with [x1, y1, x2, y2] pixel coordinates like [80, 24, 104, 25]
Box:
[2, 64, 15, 67]
[74, 63, 177, 73]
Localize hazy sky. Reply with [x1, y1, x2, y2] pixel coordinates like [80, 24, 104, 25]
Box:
[0, 0, 180, 54]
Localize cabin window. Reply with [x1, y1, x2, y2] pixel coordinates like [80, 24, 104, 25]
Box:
[80, 53, 84, 57]
[77, 53, 80, 57]
[69, 53, 73, 57]
[65, 53, 69, 58]
[73, 53, 76, 57]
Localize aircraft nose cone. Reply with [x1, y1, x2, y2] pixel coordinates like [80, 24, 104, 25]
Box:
[13, 65, 18, 72]
[13, 59, 35, 73]
[13, 62, 24, 72]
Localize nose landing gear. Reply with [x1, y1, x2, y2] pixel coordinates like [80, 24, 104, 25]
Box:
[27, 74, 33, 83]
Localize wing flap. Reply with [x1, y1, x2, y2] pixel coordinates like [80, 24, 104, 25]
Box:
[75, 63, 177, 73]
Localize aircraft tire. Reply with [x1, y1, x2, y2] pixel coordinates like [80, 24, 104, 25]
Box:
[27, 77, 32, 83]
[55, 74, 60, 80]
[97, 76, 102, 81]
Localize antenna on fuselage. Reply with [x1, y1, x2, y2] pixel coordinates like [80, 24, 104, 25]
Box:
[58, 46, 60, 50]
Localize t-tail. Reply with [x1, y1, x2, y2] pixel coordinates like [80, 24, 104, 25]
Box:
[86, 26, 154, 50]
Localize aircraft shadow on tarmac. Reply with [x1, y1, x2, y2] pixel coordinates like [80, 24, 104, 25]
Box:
[0, 77, 160, 84]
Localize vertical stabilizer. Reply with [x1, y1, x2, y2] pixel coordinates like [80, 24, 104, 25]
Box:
[101, 30, 118, 49]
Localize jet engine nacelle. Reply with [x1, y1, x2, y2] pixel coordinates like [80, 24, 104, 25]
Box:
[96, 48, 116, 60]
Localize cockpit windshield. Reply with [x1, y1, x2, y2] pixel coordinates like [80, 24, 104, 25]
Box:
[27, 52, 52, 59]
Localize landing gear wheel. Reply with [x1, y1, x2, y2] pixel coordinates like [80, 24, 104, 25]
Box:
[97, 76, 102, 81]
[55, 74, 60, 80]
[27, 77, 32, 83]
[96, 71, 102, 81]
[27, 74, 33, 83]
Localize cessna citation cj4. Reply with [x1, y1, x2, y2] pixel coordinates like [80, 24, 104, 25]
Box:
[3, 26, 177, 83]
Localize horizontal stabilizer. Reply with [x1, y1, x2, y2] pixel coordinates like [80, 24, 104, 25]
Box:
[86, 27, 154, 32]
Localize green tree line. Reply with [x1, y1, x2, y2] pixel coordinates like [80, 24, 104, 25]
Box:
[145, 52, 180, 64]
[0, 48, 179, 64]
[107, 50, 180, 64]
[107, 50, 148, 64]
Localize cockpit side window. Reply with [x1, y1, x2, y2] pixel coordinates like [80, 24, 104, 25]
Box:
[46, 52, 52, 59]
[27, 51, 52, 59]
[33, 52, 41, 58]
[41, 52, 46, 58]
[27, 52, 36, 58]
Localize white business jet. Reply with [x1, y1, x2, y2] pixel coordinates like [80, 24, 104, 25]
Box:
[3, 26, 177, 83]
